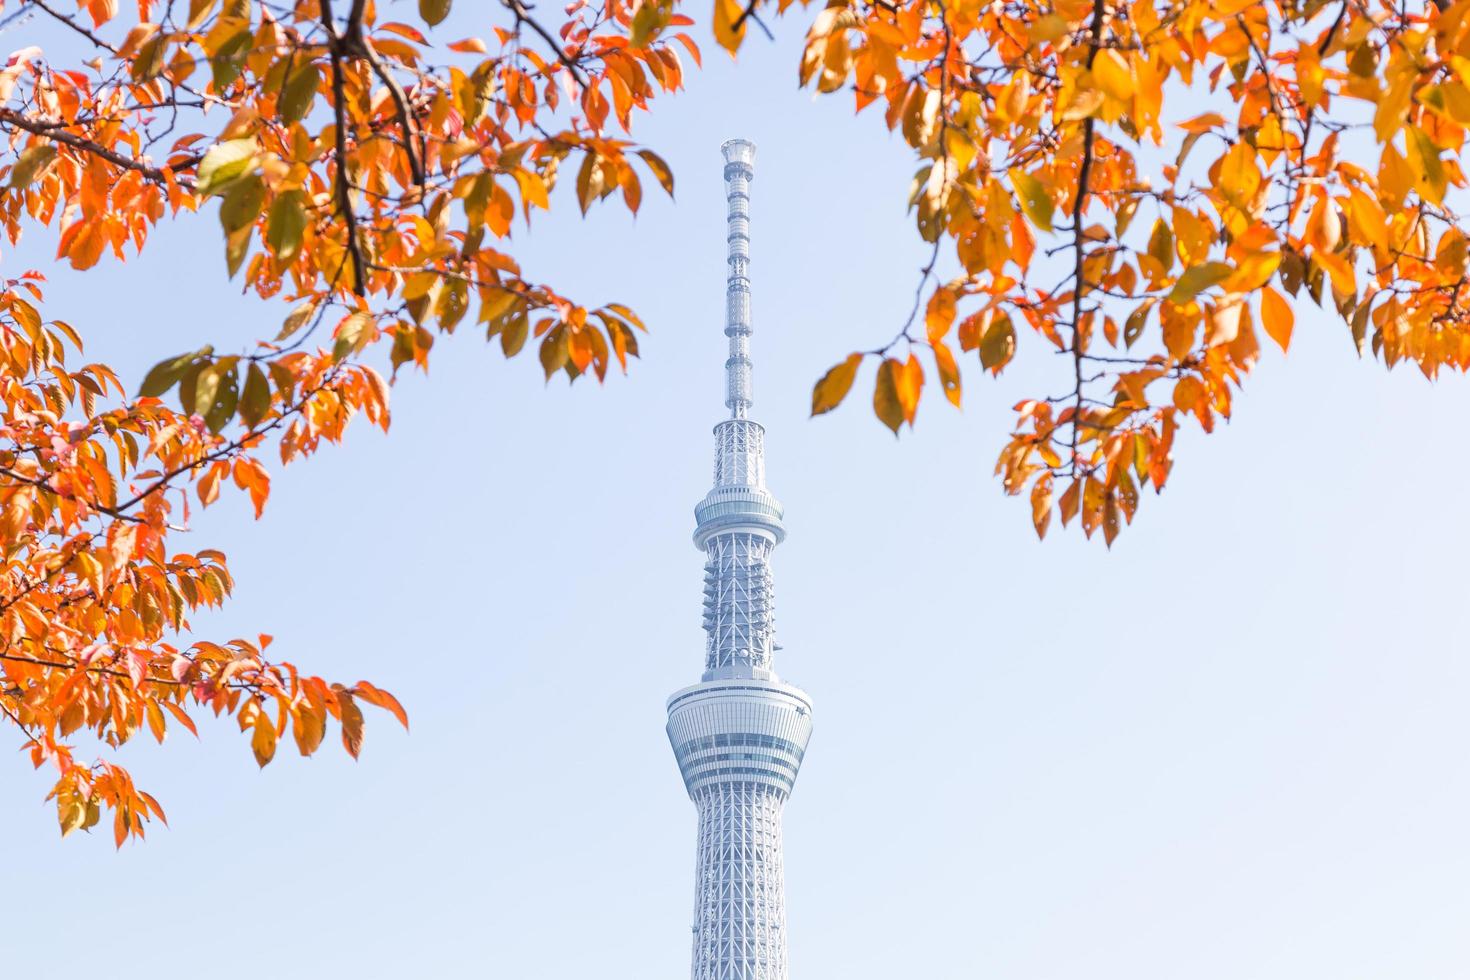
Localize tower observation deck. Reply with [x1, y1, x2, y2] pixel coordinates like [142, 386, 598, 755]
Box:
[667, 140, 813, 980]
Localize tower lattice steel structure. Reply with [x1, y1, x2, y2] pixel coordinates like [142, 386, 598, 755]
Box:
[667, 139, 813, 980]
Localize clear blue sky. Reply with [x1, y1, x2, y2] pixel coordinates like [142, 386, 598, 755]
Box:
[4, 14, 1469, 980]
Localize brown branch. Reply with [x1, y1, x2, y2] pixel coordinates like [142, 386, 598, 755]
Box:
[25, 0, 230, 111]
[0, 466, 156, 527]
[361, 42, 425, 190]
[502, 0, 590, 89]
[1318, 2, 1351, 53]
[115, 376, 336, 514]
[0, 648, 274, 693]
[0, 650, 180, 686]
[320, 0, 368, 297]
[0, 558, 71, 615]
[0, 698, 41, 749]
[731, 0, 775, 41]
[0, 109, 199, 188]
[25, 0, 118, 53]
[369, 262, 543, 301]
[1069, 0, 1107, 472]
[334, 0, 425, 191]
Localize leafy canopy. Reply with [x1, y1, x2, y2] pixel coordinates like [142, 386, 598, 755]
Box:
[1, 0, 1465, 838]
[799, 0, 1470, 544]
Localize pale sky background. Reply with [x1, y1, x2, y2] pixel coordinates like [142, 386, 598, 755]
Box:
[3, 11, 1470, 980]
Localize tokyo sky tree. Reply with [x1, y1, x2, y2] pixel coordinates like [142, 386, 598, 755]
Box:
[666, 139, 813, 980]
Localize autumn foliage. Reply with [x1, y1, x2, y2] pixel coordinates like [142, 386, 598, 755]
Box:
[1, 0, 1466, 838]
[801, 0, 1470, 544]
[0, 0, 682, 841]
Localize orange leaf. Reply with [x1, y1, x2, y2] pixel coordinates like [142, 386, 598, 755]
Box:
[1058, 479, 1081, 526]
[162, 701, 198, 737]
[873, 358, 903, 433]
[354, 680, 410, 731]
[896, 354, 924, 425]
[1177, 112, 1226, 133]
[1030, 475, 1052, 539]
[339, 690, 365, 758]
[251, 712, 277, 768]
[197, 462, 223, 506]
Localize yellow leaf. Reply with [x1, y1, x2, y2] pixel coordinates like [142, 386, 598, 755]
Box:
[1215, 142, 1261, 202]
[811, 353, 862, 416]
[1009, 169, 1053, 232]
[925, 287, 956, 342]
[896, 354, 923, 424]
[512, 168, 549, 210]
[1305, 196, 1342, 253]
[1059, 478, 1081, 526]
[419, 0, 451, 26]
[57, 798, 86, 838]
[1146, 218, 1174, 274]
[194, 138, 258, 196]
[292, 706, 324, 756]
[1029, 14, 1068, 44]
[1205, 294, 1243, 347]
[1373, 71, 1413, 142]
[251, 713, 277, 768]
[1345, 188, 1388, 252]
[1316, 251, 1357, 296]
[713, 0, 747, 55]
[978, 312, 1016, 373]
[1168, 262, 1232, 303]
[637, 149, 675, 196]
[933, 342, 961, 407]
[1226, 250, 1280, 292]
[1172, 375, 1203, 411]
[1378, 143, 1412, 212]
[1260, 286, 1294, 352]
[1091, 49, 1134, 102]
[8, 144, 57, 188]
[1405, 126, 1446, 205]
[1102, 493, 1121, 547]
[873, 357, 903, 433]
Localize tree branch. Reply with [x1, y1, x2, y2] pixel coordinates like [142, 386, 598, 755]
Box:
[115, 376, 336, 515]
[0, 108, 198, 188]
[1069, 0, 1107, 473]
[335, 0, 425, 191]
[319, 0, 368, 296]
[502, 0, 589, 89]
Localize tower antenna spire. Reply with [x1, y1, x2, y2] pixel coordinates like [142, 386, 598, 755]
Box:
[722, 138, 755, 419]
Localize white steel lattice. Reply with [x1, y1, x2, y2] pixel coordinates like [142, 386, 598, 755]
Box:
[713, 420, 766, 488]
[690, 783, 789, 980]
[702, 533, 775, 673]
